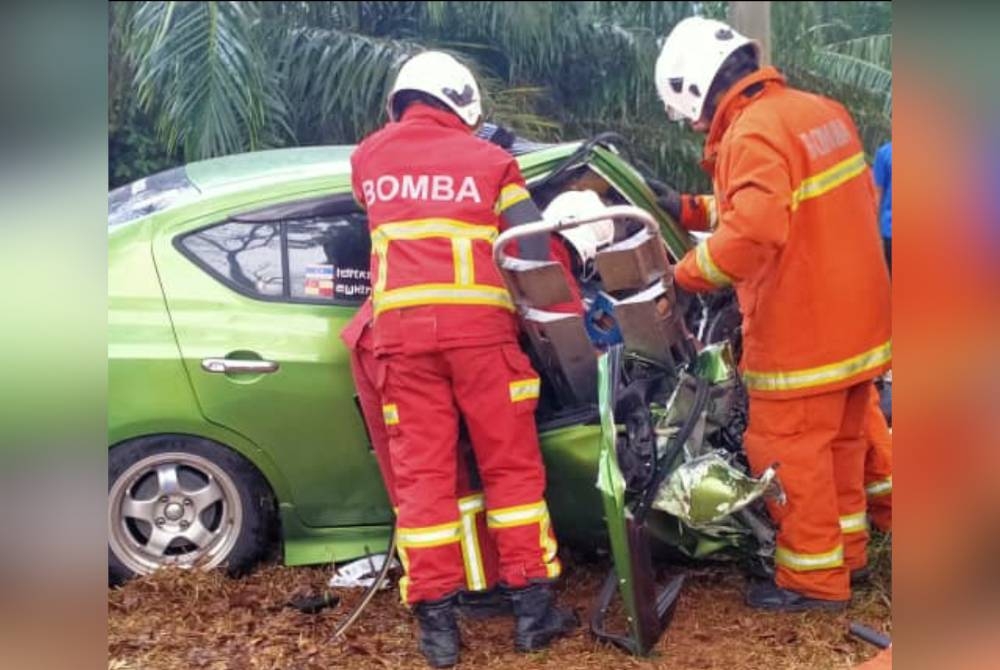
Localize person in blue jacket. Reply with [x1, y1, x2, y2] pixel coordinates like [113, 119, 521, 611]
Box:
[873, 141, 892, 274]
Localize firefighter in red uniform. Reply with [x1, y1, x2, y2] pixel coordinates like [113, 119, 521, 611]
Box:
[350, 51, 577, 667]
[655, 18, 891, 610]
[340, 298, 506, 617]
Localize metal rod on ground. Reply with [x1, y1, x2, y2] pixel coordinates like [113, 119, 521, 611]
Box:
[331, 527, 398, 641]
[849, 622, 891, 649]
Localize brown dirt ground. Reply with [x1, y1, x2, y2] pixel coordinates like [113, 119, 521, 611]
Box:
[108, 534, 890, 670]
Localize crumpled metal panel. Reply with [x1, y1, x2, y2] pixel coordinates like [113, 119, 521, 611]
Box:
[652, 451, 779, 528]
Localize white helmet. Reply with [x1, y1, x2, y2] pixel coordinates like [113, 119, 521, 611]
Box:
[544, 190, 616, 266]
[388, 51, 483, 127]
[654, 17, 760, 123]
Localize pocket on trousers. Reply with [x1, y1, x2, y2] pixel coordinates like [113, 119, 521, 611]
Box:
[376, 360, 402, 436]
[748, 397, 807, 437]
[501, 345, 540, 416]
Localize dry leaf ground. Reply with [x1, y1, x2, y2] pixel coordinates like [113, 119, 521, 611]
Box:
[108, 532, 890, 670]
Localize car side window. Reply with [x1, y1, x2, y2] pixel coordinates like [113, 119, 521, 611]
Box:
[180, 223, 284, 297]
[178, 211, 371, 306]
[287, 215, 371, 304]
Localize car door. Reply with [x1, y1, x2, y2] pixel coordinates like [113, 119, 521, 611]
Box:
[153, 194, 392, 528]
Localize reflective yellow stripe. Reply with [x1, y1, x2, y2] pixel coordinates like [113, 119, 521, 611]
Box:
[509, 378, 540, 403]
[775, 544, 844, 572]
[397, 534, 411, 604]
[487, 500, 548, 529]
[453, 238, 474, 285]
[497, 184, 531, 212]
[866, 476, 892, 498]
[743, 340, 892, 392]
[372, 218, 498, 244]
[374, 243, 389, 294]
[397, 521, 462, 548]
[699, 195, 719, 231]
[382, 404, 399, 426]
[458, 494, 487, 591]
[839, 511, 869, 534]
[791, 152, 867, 211]
[694, 240, 733, 287]
[373, 284, 515, 315]
[539, 511, 561, 578]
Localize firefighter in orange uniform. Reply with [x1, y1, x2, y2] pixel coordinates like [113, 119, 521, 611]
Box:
[654, 18, 891, 610]
[656, 194, 893, 539]
[350, 51, 577, 667]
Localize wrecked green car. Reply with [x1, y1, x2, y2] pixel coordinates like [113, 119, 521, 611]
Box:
[108, 127, 775, 655]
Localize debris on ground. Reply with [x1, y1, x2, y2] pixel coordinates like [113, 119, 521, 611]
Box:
[108, 535, 890, 670]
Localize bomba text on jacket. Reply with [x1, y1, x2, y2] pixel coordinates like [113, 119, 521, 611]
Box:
[361, 174, 483, 206]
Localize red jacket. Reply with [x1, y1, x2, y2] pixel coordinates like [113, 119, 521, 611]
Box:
[674, 68, 891, 398]
[351, 105, 534, 355]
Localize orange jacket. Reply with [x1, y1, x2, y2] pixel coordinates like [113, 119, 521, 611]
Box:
[674, 68, 891, 399]
[350, 105, 532, 355]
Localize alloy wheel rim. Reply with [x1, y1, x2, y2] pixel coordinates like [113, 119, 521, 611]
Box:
[108, 451, 243, 575]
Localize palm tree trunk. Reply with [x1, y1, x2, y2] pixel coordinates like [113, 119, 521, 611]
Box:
[729, 1, 771, 66]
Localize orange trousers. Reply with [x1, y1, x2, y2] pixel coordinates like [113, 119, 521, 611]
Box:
[744, 382, 872, 601]
[378, 343, 561, 605]
[864, 385, 893, 532]
[348, 326, 501, 597]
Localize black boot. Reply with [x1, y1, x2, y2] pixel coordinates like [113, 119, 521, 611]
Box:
[457, 586, 513, 619]
[412, 594, 461, 668]
[507, 583, 579, 652]
[745, 580, 848, 612]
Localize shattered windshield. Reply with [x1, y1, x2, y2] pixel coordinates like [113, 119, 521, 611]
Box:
[108, 166, 199, 227]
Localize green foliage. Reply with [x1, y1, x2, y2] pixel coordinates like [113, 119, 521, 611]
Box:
[109, 1, 892, 193]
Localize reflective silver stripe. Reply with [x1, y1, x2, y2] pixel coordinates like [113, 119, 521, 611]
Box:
[397, 522, 462, 548]
[487, 501, 548, 528]
[453, 238, 474, 285]
[458, 495, 486, 591]
[373, 218, 498, 243]
[866, 476, 892, 498]
[744, 340, 892, 392]
[695, 240, 733, 287]
[458, 494, 485, 514]
[374, 284, 515, 315]
[509, 378, 540, 403]
[839, 512, 869, 534]
[775, 544, 844, 571]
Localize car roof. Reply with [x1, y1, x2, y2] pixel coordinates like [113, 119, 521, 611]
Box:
[184, 145, 356, 192]
[109, 133, 583, 228]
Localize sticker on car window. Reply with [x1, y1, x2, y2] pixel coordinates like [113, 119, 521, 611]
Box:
[304, 264, 335, 298]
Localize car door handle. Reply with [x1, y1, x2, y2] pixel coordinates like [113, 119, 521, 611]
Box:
[201, 358, 280, 374]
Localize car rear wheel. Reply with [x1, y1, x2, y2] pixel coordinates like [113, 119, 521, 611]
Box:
[108, 435, 276, 585]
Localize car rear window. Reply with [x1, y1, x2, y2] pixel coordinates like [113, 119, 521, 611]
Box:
[108, 167, 199, 227]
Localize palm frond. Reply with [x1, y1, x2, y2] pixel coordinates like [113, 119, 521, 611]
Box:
[825, 33, 891, 69]
[807, 48, 891, 98]
[271, 24, 422, 144]
[126, 1, 292, 160]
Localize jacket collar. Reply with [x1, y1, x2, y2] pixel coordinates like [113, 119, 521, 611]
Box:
[701, 67, 786, 173]
[399, 103, 471, 132]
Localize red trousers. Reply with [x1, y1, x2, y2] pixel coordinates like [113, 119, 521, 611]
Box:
[863, 384, 892, 532]
[744, 382, 872, 601]
[346, 321, 500, 595]
[378, 343, 560, 605]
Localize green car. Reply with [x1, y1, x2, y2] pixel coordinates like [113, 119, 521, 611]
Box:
[108, 129, 765, 655]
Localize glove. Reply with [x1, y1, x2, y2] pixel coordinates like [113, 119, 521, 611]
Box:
[646, 178, 682, 221]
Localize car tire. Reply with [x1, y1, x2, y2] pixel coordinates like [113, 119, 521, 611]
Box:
[108, 435, 276, 585]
